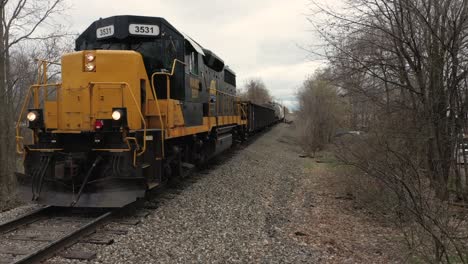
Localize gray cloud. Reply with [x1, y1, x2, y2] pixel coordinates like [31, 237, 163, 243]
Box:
[69, 0, 323, 109]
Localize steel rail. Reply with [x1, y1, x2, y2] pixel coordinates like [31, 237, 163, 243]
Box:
[12, 211, 113, 264]
[0, 206, 54, 234]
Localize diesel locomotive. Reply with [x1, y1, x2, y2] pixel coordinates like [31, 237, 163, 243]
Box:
[15, 16, 281, 208]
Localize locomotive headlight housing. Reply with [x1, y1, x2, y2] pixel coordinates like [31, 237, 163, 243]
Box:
[83, 51, 96, 72]
[27, 111, 38, 122]
[85, 63, 95, 72]
[85, 53, 95, 62]
[112, 110, 122, 121]
[111, 108, 128, 129]
[27, 109, 44, 129]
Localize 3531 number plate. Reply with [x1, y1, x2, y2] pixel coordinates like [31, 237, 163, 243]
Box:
[96, 25, 114, 39]
[129, 24, 160, 36]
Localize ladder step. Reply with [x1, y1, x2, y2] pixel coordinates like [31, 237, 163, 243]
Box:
[181, 162, 195, 170]
[148, 182, 159, 189]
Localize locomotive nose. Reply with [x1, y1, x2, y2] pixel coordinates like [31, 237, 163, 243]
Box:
[58, 50, 143, 132]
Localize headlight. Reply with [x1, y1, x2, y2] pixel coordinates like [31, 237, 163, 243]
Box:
[112, 110, 122, 121]
[85, 53, 95, 62]
[85, 63, 95, 72]
[111, 108, 128, 129]
[27, 109, 44, 129]
[27, 111, 38, 122]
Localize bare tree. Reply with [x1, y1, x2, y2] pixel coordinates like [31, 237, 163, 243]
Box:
[241, 78, 273, 105]
[307, 0, 468, 261]
[0, 0, 68, 203]
[312, 0, 468, 200]
[297, 69, 344, 155]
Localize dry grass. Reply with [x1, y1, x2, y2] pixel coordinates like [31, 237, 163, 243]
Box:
[296, 154, 406, 263]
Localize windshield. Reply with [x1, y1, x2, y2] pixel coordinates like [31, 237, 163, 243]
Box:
[80, 39, 180, 75]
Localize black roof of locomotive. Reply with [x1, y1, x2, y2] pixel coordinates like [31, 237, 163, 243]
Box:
[75, 15, 235, 75]
[75, 15, 184, 50]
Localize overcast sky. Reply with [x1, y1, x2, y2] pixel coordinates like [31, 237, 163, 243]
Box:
[67, 0, 329, 110]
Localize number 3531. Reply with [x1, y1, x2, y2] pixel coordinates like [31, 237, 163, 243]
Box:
[129, 24, 160, 36]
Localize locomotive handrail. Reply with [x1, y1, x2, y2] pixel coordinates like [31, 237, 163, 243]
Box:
[164, 59, 186, 77]
[89, 82, 147, 157]
[149, 72, 167, 157]
[148, 79, 165, 158]
[16, 83, 62, 154]
[16, 86, 34, 154]
[239, 103, 248, 119]
[150, 59, 186, 158]
[34, 58, 61, 66]
[151, 59, 186, 99]
[209, 88, 240, 99]
[34, 59, 60, 106]
[125, 137, 140, 166]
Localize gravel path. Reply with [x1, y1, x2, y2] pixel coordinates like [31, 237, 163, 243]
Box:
[88, 123, 317, 263]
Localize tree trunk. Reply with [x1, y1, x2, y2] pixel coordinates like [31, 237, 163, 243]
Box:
[0, 0, 13, 201]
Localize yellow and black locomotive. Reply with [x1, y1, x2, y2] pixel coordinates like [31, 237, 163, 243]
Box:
[15, 16, 279, 208]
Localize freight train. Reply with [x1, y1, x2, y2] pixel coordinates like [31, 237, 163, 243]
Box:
[15, 16, 283, 208]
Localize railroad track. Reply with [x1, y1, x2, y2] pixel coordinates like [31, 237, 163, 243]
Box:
[0, 134, 265, 264]
[0, 206, 113, 264]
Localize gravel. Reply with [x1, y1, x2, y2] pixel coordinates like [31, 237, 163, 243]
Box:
[91, 123, 316, 263]
[8, 123, 318, 264]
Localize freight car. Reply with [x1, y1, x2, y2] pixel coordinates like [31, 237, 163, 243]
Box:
[15, 16, 280, 208]
[243, 102, 276, 133]
[272, 102, 285, 122]
[264, 102, 285, 123]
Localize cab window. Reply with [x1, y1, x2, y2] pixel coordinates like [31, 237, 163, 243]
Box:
[164, 38, 178, 70]
[190, 52, 199, 75]
[185, 48, 199, 75]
